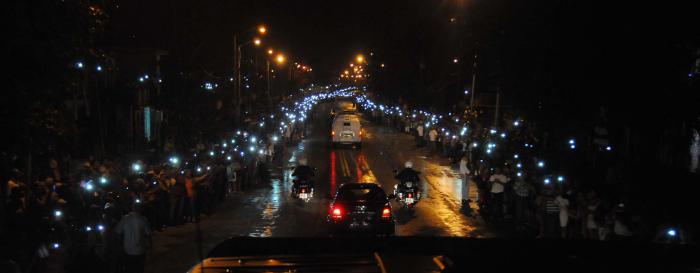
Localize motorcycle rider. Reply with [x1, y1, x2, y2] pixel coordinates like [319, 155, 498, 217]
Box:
[291, 158, 315, 195]
[394, 161, 421, 196]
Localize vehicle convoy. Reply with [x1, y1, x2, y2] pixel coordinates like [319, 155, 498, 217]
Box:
[331, 113, 362, 148]
[327, 183, 395, 236]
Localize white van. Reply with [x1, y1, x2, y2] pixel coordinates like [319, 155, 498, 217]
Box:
[331, 114, 362, 147]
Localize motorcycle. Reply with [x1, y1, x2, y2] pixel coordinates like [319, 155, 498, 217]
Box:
[292, 179, 314, 202]
[393, 181, 421, 209]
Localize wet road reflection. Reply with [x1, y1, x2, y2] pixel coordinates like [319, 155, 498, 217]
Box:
[419, 161, 475, 237]
[330, 150, 337, 194]
[237, 102, 486, 238]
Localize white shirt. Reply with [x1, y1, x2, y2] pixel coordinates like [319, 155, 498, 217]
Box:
[555, 195, 570, 227]
[115, 212, 151, 255]
[459, 158, 470, 175]
[488, 174, 510, 193]
[428, 129, 438, 141]
[417, 125, 424, 137]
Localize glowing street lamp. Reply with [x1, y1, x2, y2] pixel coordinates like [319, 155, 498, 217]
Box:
[267, 49, 274, 55]
[356, 54, 365, 63]
[258, 25, 267, 34]
[275, 54, 285, 64]
[253, 38, 261, 46]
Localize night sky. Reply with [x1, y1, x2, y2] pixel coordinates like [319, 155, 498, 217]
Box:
[105, 0, 393, 77]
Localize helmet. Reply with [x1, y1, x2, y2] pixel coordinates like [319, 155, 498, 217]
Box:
[298, 158, 308, 166]
[405, 161, 413, 168]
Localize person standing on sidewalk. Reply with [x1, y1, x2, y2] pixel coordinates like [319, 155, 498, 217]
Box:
[226, 159, 238, 196]
[555, 190, 571, 238]
[428, 128, 438, 152]
[115, 204, 152, 273]
[416, 123, 425, 146]
[512, 172, 532, 232]
[488, 167, 510, 222]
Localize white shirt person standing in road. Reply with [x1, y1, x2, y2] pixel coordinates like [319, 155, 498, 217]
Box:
[459, 155, 472, 206]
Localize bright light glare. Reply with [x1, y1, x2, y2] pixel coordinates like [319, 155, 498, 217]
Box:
[667, 228, 677, 237]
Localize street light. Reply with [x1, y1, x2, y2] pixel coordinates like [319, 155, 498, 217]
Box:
[356, 54, 365, 63]
[275, 54, 285, 64]
[267, 49, 274, 55]
[233, 24, 268, 124]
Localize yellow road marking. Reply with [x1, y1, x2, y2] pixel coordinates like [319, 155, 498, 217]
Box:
[374, 252, 387, 273]
[339, 150, 351, 177]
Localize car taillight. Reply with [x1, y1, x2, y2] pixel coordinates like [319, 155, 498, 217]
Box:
[382, 207, 391, 219]
[408, 193, 413, 198]
[300, 188, 306, 193]
[332, 207, 343, 219]
[331, 131, 336, 136]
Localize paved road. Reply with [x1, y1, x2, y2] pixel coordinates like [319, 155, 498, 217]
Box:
[145, 103, 492, 273]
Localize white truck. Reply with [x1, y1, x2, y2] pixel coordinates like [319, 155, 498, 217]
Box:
[331, 114, 362, 148]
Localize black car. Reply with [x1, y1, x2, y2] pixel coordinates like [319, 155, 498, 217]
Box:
[327, 183, 395, 236]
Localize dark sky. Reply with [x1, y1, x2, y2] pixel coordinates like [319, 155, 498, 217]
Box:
[103, 0, 698, 103]
[107, 0, 397, 77]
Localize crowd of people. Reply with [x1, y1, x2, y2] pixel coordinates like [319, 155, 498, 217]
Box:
[0, 109, 308, 273]
[370, 105, 679, 242]
[1, 89, 690, 273]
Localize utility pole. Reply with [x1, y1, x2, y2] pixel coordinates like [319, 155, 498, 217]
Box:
[95, 73, 105, 156]
[470, 52, 478, 107]
[155, 50, 168, 96]
[233, 34, 240, 125]
[237, 45, 242, 123]
[494, 85, 501, 127]
[267, 60, 272, 112]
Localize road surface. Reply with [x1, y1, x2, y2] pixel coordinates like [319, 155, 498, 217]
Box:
[145, 102, 492, 273]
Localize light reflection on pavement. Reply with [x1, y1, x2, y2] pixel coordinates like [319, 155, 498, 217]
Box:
[146, 103, 491, 273]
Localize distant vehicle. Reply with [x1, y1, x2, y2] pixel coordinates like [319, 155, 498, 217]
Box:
[331, 114, 362, 148]
[334, 100, 358, 113]
[327, 183, 395, 236]
[330, 99, 359, 119]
